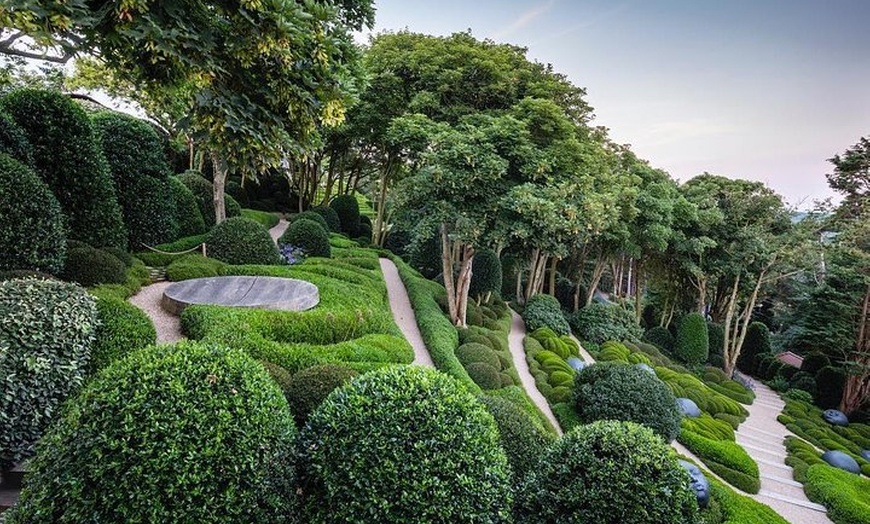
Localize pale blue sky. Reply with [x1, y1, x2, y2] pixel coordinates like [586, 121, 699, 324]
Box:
[360, 0, 870, 207]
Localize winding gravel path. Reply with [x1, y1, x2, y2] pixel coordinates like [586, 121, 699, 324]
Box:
[269, 218, 289, 242]
[128, 281, 183, 344]
[378, 258, 434, 367]
[508, 311, 562, 435]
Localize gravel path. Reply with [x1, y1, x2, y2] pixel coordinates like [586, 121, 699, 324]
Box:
[378, 258, 434, 367]
[269, 218, 289, 242]
[508, 310, 563, 435]
[128, 281, 184, 344]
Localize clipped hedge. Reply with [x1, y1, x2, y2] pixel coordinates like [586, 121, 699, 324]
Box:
[168, 176, 207, 238]
[298, 366, 512, 523]
[523, 293, 569, 334]
[0, 153, 66, 274]
[310, 205, 341, 232]
[478, 395, 555, 485]
[241, 208, 280, 229]
[205, 216, 280, 265]
[6, 342, 298, 524]
[0, 109, 32, 165]
[279, 218, 331, 258]
[289, 210, 329, 230]
[737, 321, 770, 374]
[176, 170, 241, 227]
[61, 246, 128, 287]
[515, 421, 698, 524]
[804, 464, 870, 524]
[644, 325, 675, 352]
[679, 429, 760, 494]
[0, 278, 97, 467]
[569, 302, 642, 344]
[329, 194, 361, 236]
[88, 294, 156, 375]
[466, 361, 503, 390]
[676, 312, 709, 365]
[284, 363, 359, 425]
[706, 474, 790, 524]
[2, 89, 126, 248]
[469, 248, 502, 300]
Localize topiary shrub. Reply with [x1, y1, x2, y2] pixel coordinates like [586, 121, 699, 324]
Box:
[523, 293, 570, 335]
[205, 216, 280, 265]
[289, 210, 329, 230]
[676, 312, 710, 366]
[310, 205, 340, 232]
[329, 194, 360, 236]
[168, 176, 207, 238]
[801, 352, 831, 376]
[298, 366, 512, 523]
[89, 294, 156, 375]
[102, 246, 133, 268]
[707, 322, 725, 367]
[515, 420, 699, 524]
[0, 278, 97, 468]
[456, 342, 501, 369]
[568, 302, 643, 344]
[0, 154, 66, 274]
[0, 108, 33, 166]
[259, 360, 293, 400]
[5, 342, 298, 524]
[466, 361, 503, 390]
[61, 246, 128, 287]
[572, 362, 682, 442]
[477, 395, 555, 485]
[814, 366, 846, 409]
[91, 111, 178, 248]
[469, 248, 502, 302]
[356, 222, 373, 243]
[176, 170, 241, 228]
[284, 363, 358, 425]
[737, 321, 770, 373]
[644, 325, 675, 352]
[2, 89, 126, 248]
[279, 218, 331, 258]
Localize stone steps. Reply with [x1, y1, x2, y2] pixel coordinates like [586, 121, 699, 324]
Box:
[757, 490, 828, 513]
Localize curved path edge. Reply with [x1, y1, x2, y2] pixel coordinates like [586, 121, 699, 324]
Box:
[508, 310, 563, 436]
[378, 258, 434, 367]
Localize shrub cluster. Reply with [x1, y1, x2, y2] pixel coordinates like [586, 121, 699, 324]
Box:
[2, 89, 127, 248]
[515, 420, 699, 524]
[290, 210, 329, 230]
[0, 109, 33, 165]
[0, 278, 97, 468]
[469, 248, 502, 301]
[736, 321, 770, 373]
[804, 464, 870, 524]
[168, 176, 207, 238]
[279, 218, 331, 258]
[310, 205, 341, 232]
[329, 194, 361, 236]
[676, 312, 710, 365]
[61, 245, 128, 287]
[568, 302, 642, 344]
[679, 425, 760, 494]
[707, 322, 725, 367]
[176, 170, 241, 228]
[0, 154, 67, 274]
[205, 216, 281, 265]
[297, 366, 513, 523]
[523, 293, 569, 334]
[644, 325, 675, 352]
[524, 328, 582, 403]
[6, 342, 298, 524]
[166, 254, 227, 281]
[284, 363, 359, 425]
[88, 294, 157, 374]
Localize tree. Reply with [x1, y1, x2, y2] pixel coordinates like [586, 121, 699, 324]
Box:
[827, 136, 869, 220]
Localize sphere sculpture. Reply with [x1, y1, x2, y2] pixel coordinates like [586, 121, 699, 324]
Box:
[861, 450, 870, 462]
[678, 460, 710, 509]
[676, 398, 702, 418]
[822, 409, 849, 426]
[821, 450, 861, 474]
[636, 363, 655, 375]
[567, 357, 586, 372]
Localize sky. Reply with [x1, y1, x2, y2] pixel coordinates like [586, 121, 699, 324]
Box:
[358, 0, 870, 208]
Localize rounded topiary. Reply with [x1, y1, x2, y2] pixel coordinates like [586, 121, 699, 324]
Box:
[260, 360, 293, 399]
[466, 361, 503, 390]
[568, 302, 643, 345]
[644, 326, 675, 352]
[329, 194, 360, 236]
[514, 421, 699, 524]
[0, 154, 66, 274]
[356, 222, 373, 243]
[177, 170, 241, 228]
[477, 395, 555, 484]
[707, 322, 725, 367]
[523, 293, 570, 335]
[168, 176, 207, 237]
[0, 109, 33, 166]
[205, 216, 280, 265]
[102, 246, 133, 267]
[456, 342, 501, 369]
[89, 295, 156, 375]
[736, 321, 770, 373]
[289, 210, 329, 231]
[279, 218, 331, 258]
[572, 362, 682, 442]
[5, 342, 297, 524]
[284, 363, 358, 425]
[676, 312, 710, 366]
[469, 249, 502, 300]
[310, 205, 340, 232]
[91, 111, 178, 248]
[298, 366, 512, 523]
[61, 246, 128, 287]
[801, 352, 831, 375]
[1, 89, 126, 249]
[0, 278, 97, 468]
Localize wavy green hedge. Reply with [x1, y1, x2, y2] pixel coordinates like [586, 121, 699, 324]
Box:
[805, 464, 870, 524]
[679, 429, 760, 494]
[704, 475, 789, 523]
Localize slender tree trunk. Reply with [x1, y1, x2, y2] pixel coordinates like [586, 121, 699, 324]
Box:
[585, 255, 608, 306]
[548, 257, 559, 296]
[188, 136, 194, 170]
[211, 152, 228, 224]
[840, 284, 870, 413]
[634, 259, 644, 324]
[525, 249, 540, 301]
[456, 246, 474, 327]
[573, 279, 583, 312]
[440, 224, 458, 323]
[721, 276, 741, 375]
[373, 157, 394, 247]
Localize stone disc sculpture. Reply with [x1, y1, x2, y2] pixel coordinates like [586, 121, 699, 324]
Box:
[821, 450, 861, 474]
[678, 460, 710, 508]
[861, 450, 870, 462]
[162, 276, 319, 314]
[676, 398, 701, 418]
[822, 409, 849, 427]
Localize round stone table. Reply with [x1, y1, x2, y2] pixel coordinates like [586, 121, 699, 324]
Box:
[162, 276, 319, 314]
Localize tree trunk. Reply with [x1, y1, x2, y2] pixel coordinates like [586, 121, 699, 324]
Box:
[634, 259, 644, 324]
[524, 249, 540, 301]
[440, 224, 458, 323]
[584, 255, 608, 306]
[547, 257, 559, 296]
[721, 276, 741, 375]
[456, 246, 474, 327]
[211, 152, 228, 224]
[840, 284, 870, 413]
[373, 157, 393, 247]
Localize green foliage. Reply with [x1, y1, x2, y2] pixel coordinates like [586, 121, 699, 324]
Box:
[310, 205, 341, 232]
[469, 248, 502, 299]
[515, 420, 699, 524]
[177, 170, 241, 228]
[289, 210, 329, 230]
[644, 325, 675, 352]
[205, 216, 280, 265]
[779, 398, 870, 473]
[523, 293, 569, 334]
[569, 302, 643, 344]
[88, 258, 151, 300]
[284, 363, 359, 425]
[103, 247, 133, 267]
[259, 360, 292, 398]
[135, 233, 206, 266]
[89, 294, 156, 374]
[329, 194, 361, 236]
[6, 342, 297, 524]
[804, 464, 870, 524]
[0, 153, 66, 274]
[679, 429, 760, 494]
[707, 322, 725, 367]
[801, 352, 831, 375]
[91, 111, 178, 248]
[0, 109, 32, 165]
[298, 366, 512, 523]
[61, 245, 128, 287]
[168, 176, 207, 238]
[0, 278, 97, 467]
[737, 322, 770, 373]
[279, 218, 331, 258]
[815, 366, 846, 409]
[705, 475, 790, 524]
[466, 361, 503, 390]
[676, 312, 710, 366]
[166, 254, 227, 281]
[457, 342, 501, 368]
[572, 362, 682, 442]
[241, 208, 279, 229]
[1, 89, 127, 248]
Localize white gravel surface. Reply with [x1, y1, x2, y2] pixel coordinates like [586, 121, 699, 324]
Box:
[508, 310, 563, 435]
[379, 258, 434, 367]
[128, 281, 184, 344]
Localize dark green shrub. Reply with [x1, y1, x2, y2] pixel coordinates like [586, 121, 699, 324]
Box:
[0, 154, 66, 274]
[176, 170, 241, 228]
[5, 342, 298, 524]
[644, 325, 675, 352]
[456, 342, 501, 369]
[788, 372, 818, 397]
[0, 270, 56, 281]
[102, 247, 133, 267]
[360, 214, 372, 228]
[2, 89, 126, 248]
[259, 360, 293, 400]
[572, 362, 682, 442]
[241, 209, 279, 229]
[205, 217, 281, 265]
[0, 278, 97, 467]
[298, 366, 512, 523]
[279, 218, 331, 258]
[168, 176, 207, 237]
[89, 294, 156, 374]
[523, 293, 569, 334]
[356, 222, 373, 242]
[477, 395, 555, 485]
[568, 302, 643, 344]
[329, 194, 360, 236]
[466, 361, 503, 390]
[802, 352, 831, 375]
[0, 109, 32, 165]
[166, 254, 227, 281]
[676, 312, 710, 366]
[289, 210, 329, 230]
[310, 205, 341, 232]
[469, 248, 502, 300]
[737, 322, 770, 373]
[515, 420, 698, 524]
[815, 366, 846, 409]
[707, 322, 725, 367]
[92, 112, 178, 248]
[61, 246, 128, 287]
[284, 364, 358, 425]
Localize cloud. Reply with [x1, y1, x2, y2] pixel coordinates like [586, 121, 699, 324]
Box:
[492, 0, 556, 40]
[640, 119, 737, 147]
[529, 3, 629, 45]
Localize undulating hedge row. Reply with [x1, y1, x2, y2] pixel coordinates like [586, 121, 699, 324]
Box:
[679, 427, 760, 494]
